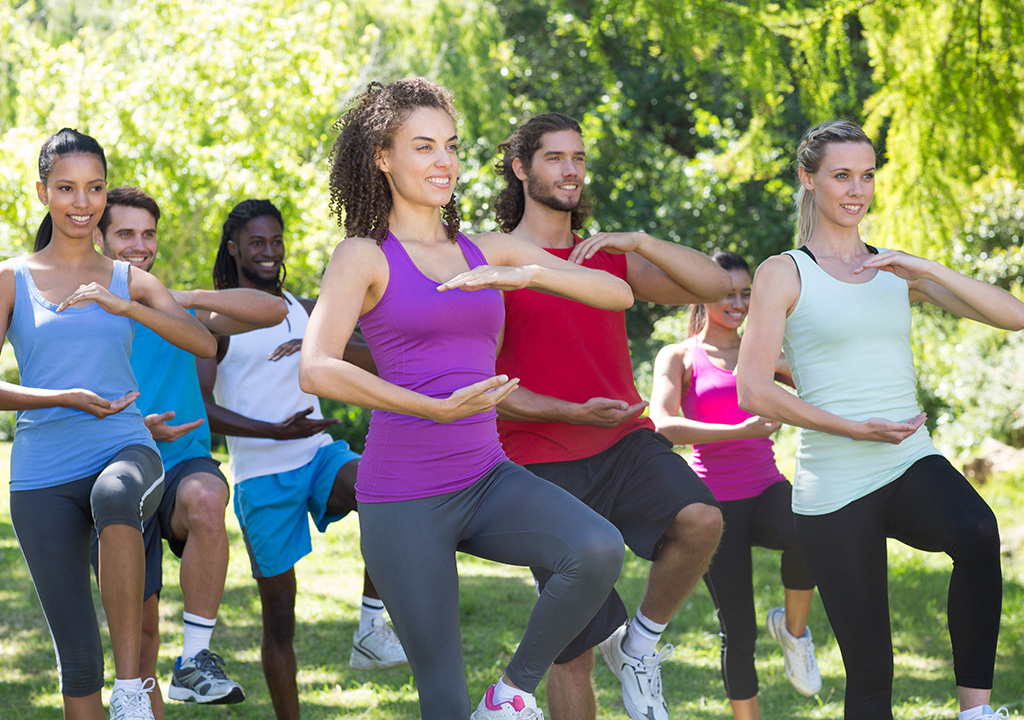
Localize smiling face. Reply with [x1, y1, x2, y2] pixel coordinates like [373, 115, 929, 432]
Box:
[99, 205, 158, 272]
[518, 129, 586, 213]
[376, 106, 459, 210]
[800, 141, 876, 233]
[705, 268, 752, 331]
[36, 153, 107, 241]
[228, 215, 285, 290]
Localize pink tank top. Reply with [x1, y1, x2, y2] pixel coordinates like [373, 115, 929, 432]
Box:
[356, 232, 508, 503]
[678, 338, 786, 501]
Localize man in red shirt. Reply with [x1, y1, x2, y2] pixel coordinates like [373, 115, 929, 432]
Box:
[494, 113, 731, 720]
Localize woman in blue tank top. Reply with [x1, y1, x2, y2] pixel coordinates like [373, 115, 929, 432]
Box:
[736, 120, 1024, 720]
[299, 78, 633, 720]
[2, 129, 216, 720]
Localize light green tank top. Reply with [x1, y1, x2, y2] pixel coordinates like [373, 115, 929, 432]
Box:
[782, 249, 938, 515]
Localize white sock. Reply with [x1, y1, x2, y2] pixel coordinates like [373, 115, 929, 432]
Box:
[112, 677, 143, 693]
[623, 609, 667, 659]
[959, 705, 992, 720]
[360, 595, 386, 633]
[182, 611, 216, 660]
[491, 677, 535, 707]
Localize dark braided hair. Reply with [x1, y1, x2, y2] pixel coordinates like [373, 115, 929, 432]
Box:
[213, 199, 286, 292]
[328, 77, 460, 244]
[687, 251, 751, 337]
[493, 113, 593, 234]
[35, 128, 107, 251]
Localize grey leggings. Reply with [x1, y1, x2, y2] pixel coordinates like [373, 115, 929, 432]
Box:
[10, 445, 164, 696]
[359, 461, 624, 720]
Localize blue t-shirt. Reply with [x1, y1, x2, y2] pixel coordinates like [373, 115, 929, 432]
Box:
[7, 259, 156, 490]
[131, 312, 212, 470]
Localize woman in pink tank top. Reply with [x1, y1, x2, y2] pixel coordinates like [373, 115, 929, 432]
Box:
[299, 78, 634, 720]
[650, 251, 821, 720]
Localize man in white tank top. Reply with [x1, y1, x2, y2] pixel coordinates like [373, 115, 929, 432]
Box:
[197, 200, 406, 720]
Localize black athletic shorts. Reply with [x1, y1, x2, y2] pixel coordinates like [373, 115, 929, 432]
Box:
[527, 428, 718, 663]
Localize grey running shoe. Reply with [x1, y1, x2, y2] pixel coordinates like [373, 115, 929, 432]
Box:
[350, 616, 409, 669]
[766, 606, 822, 696]
[109, 678, 156, 720]
[168, 649, 245, 704]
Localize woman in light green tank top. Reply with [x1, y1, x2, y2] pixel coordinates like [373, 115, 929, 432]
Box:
[736, 120, 1024, 720]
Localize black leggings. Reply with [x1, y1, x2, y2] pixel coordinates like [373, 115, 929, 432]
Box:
[703, 481, 815, 700]
[795, 455, 1001, 720]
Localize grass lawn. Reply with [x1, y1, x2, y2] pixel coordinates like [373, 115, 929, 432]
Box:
[1, 440, 1023, 718]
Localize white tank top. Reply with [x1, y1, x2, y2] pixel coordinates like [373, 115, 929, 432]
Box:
[213, 290, 330, 483]
[782, 249, 938, 515]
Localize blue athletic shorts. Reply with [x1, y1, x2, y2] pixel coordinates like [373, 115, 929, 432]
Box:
[233, 440, 359, 578]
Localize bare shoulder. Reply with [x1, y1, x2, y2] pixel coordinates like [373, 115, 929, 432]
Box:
[332, 236, 387, 270]
[752, 254, 801, 307]
[0, 259, 17, 298]
[655, 340, 691, 368]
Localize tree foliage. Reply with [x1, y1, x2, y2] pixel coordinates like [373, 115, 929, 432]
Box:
[1, 0, 1022, 449]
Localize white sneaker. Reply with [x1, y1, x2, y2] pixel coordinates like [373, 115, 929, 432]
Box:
[350, 616, 409, 669]
[109, 678, 156, 720]
[766, 606, 822, 696]
[973, 706, 1010, 719]
[598, 622, 672, 720]
[470, 684, 545, 719]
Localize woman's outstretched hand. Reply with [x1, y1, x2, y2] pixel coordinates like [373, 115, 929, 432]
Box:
[57, 283, 133, 315]
[65, 389, 140, 419]
[437, 266, 533, 293]
[853, 412, 927, 444]
[431, 375, 520, 423]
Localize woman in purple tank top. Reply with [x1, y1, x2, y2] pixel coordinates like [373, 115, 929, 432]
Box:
[3, 129, 215, 720]
[650, 251, 820, 720]
[300, 78, 633, 720]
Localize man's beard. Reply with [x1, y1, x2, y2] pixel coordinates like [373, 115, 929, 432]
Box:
[525, 171, 580, 213]
[241, 264, 281, 290]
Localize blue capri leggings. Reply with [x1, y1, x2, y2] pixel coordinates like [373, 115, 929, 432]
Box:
[795, 455, 1000, 720]
[11, 444, 163, 696]
[358, 461, 624, 720]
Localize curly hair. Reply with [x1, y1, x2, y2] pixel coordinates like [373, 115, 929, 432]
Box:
[493, 112, 593, 234]
[328, 77, 460, 244]
[795, 120, 874, 247]
[213, 199, 286, 291]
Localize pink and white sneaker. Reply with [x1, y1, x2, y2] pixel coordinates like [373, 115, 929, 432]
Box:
[470, 684, 545, 719]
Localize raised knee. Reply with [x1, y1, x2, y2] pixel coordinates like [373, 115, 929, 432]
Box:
[669, 503, 723, 550]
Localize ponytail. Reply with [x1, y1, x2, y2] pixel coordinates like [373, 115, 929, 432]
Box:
[34, 213, 53, 252]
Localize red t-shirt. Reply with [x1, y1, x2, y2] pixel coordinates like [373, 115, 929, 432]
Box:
[496, 241, 653, 464]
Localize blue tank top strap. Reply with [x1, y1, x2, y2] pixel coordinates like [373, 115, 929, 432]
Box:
[110, 260, 131, 299]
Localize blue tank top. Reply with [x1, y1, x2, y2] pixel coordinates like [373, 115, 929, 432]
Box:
[131, 314, 212, 470]
[356, 232, 508, 503]
[7, 258, 156, 491]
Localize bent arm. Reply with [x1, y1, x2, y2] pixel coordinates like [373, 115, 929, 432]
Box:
[649, 341, 776, 444]
[470, 233, 633, 310]
[127, 270, 217, 357]
[172, 288, 289, 335]
[299, 238, 517, 423]
[907, 260, 1024, 330]
[737, 257, 871, 439]
[626, 235, 731, 305]
[496, 385, 646, 426]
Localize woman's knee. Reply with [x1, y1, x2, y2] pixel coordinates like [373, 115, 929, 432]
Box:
[569, 519, 625, 589]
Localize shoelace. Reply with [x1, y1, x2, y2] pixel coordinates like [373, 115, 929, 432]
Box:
[376, 623, 405, 650]
[988, 708, 1010, 719]
[792, 636, 818, 675]
[518, 707, 544, 720]
[196, 651, 231, 680]
[117, 677, 156, 717]
[641, 644, 675, 698]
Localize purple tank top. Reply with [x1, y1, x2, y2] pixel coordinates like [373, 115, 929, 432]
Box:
[679, 339, 786, 501]
[355, 232, 509, 502]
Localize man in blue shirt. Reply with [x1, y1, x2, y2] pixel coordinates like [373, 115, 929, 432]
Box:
[96, 186, 288, 714]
